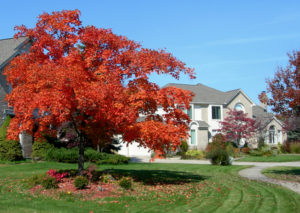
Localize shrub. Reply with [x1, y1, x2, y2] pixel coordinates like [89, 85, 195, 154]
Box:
[277, 143, 284, 154]
[74, 176, 88, 189]
[31, 139, 54, 160]
[180, 140, 188, 153]
[0, 116, 23, 161]
[46, 169, 68, 182]
[258, 137, 265, 149]
[118, 177, 132, 190]
[290, 142, 300, 153]
[100, 174, 115, 183]
[249, 145, 277, 157]
[45, 147, 129, 164]
[225, 143, 235, 157]
[0, 140, 23, 161]
[241, 147, 250, 154]
[181, 150, 205, 160]
[45, 147, 78, 163]
[27, 174, 46, 188]
[282, 141, 291, 153]
[206, 148, 231, 165]
[206, 134, 232, 165]
[41, 176, 58, 189]
[84, 164, 100, 182]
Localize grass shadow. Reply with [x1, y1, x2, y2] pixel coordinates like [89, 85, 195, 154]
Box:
[105, 169, 209, 185]
[267, 168, 300, 176]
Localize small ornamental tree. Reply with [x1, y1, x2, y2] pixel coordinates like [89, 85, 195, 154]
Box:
[4, 10, 195, 175]
[219, 109, 258, 147]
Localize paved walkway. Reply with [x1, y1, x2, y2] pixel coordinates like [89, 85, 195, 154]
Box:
[130, 157, 300, 194]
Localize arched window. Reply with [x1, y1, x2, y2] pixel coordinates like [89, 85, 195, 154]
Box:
[269, 125, 275, 144]
[234, 103, 245, 112]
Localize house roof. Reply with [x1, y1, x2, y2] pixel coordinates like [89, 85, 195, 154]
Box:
[163, 83, 241, 105]
[195, 120, 209, 128]
[252, 105, 278, 129]
[0, 37, 29, 70]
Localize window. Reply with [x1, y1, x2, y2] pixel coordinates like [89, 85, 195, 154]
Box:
[234, 103, 245, 112]
[187, 107, 192, 119]
[277, 130, 281, 143]
[212, 129, 218, 137]
[178, 104, 192, 119]
[190, 129, 196, 145]
[212, 106, 221, 119]
[269, 125, 275, 144]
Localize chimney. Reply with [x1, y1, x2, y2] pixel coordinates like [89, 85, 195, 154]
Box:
[260, 101, 267, 112]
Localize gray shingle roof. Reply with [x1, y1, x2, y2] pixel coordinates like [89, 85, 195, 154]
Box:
[163, 83, 240, 105]
[196, 120, 209, 128]
[252, 105, 274, 129]
[0, 37, 29, 70]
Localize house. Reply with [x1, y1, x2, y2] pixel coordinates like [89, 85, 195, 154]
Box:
[119, 83, 287, 157]
[1, 37, 287, 158]
[0, 37, 32, 158]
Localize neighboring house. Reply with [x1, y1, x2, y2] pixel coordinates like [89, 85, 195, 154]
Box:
[253, 105, 287, 145]
[0, 37, 30, 123]
[119, 83, 287, 157]
[0, 37, 32, 158]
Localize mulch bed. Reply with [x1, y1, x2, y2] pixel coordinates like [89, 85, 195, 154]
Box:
[29, 178, 121, 200]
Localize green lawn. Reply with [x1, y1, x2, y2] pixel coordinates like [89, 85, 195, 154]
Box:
[236, 154, 300, 162]
[0, 162, 300, 213]
[262, 166, 300, 183]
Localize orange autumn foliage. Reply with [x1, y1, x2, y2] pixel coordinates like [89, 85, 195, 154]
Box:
[4, 10, 195, 163]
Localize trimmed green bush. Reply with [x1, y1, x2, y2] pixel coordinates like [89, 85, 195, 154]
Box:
[206, 148, 231, 165]
[206, 134, 232, 165]
[31, 139, 54, 160]
[290, 142, 300, 153]
[27, 174, 46, 188]
[45, 147, 129, 164]
[0, 116, 23, 161]
[181, 150, 205, 160]
[0, 140, 23, 161]
[100, 174, 115, 183]
[180, 140, 188, 153]
[249, 145, 277, 157]
[74, 176, 88, 189]
[41, 176, 58, 189]
[118, 177, 132, 190]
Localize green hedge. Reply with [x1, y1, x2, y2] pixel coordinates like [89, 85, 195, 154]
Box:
[31, 139, 54, 160]
[0, 116, 23, 161]
[45, 147, 130, 164]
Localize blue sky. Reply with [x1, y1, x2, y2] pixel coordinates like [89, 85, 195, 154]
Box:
[1, 0, 300, 104]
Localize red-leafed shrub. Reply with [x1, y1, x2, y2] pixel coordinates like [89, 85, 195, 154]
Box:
[46, 169, 68, 182]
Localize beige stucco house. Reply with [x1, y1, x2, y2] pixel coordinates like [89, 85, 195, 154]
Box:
[119, 83, 287, 157]
[1, 37, 287, 157]
[162, 83, 287, 150]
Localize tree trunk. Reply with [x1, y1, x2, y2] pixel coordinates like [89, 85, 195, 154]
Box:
[78, 136, 85, 176]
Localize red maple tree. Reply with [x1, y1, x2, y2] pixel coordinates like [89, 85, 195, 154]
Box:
[219, 109, 258, 146]
[4, 10, 195, 174]
[259, 51, 300, 117]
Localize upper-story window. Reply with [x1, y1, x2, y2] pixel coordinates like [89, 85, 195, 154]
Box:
[177, 104, 192, 119]
[212, 106, 221, 119]
[187, 107, 192, 119]
[234, 103, 245, 112]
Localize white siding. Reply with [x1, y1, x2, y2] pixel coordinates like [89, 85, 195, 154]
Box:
[194, 104, 202, 120]
[118, 142, 151, 157]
